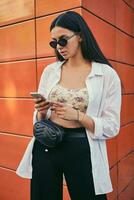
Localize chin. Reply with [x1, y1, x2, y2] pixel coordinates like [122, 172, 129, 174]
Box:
[61, 55, 69, 59]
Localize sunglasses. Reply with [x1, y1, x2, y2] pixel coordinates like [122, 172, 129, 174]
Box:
[49, 33, 77, 49]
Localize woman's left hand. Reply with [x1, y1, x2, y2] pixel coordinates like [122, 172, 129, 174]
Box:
[51, 102, 78, 121]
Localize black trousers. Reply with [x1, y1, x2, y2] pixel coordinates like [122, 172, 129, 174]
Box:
[31, 126, 107, 200]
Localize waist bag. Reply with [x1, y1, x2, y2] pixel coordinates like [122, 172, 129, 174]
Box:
[33, 119, 65, 148]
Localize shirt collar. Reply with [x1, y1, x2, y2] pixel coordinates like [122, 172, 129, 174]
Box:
[87, 61, 103, 78]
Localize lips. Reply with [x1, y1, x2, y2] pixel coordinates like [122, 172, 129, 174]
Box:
[60, 51, 67, 55]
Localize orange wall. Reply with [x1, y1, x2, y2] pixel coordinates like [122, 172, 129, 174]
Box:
[0, 0, 134, 200]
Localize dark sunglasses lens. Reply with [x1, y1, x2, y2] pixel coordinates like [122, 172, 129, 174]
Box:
[49, 38, 68, 49]
[49, 41, 57, 49]
[58, 38, 67, 47]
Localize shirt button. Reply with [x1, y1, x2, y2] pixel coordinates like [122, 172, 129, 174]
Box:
[45, 149, 48, 152]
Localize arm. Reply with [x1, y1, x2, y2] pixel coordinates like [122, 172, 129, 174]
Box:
[79, 74, 122, 140]
[77, 111, 95, 133]
[36, 110, 48, 120]
[33, 66, 51, 124]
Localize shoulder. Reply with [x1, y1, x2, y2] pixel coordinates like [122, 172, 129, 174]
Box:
[38, 61, 62, 91]
[42, 61, 62, 74]
[39, 61, 61, 81]
[99, 63, 121, 83]
[46, 61, 60, 70]
[93, 62, 122, 97]
[93, 62, 121, 92]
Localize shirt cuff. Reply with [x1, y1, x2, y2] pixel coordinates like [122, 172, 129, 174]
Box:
[88, 116, 103, 139]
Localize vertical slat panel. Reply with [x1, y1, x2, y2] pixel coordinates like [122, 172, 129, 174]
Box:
[0, 20, 35, 62]
[0, 0, 34, 26]
[0, 99, 34, 135]
[0, 60, 36, 97]
[0, 167, 30, 200]
[36, 0, 81, 17]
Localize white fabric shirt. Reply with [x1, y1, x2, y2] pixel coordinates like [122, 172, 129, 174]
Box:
[16, 61, 121, 195]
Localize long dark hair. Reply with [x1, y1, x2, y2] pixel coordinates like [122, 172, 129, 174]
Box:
[50, 11, 112, 67]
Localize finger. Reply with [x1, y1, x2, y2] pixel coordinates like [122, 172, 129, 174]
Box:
[34, 99, 45, 105]
[35, 104, 50, 111]
[57, 114, 65, 119]
[48, 102, 53, 106]
[50, 107, 56, 111]
[52, 102, 64, 107]
[55, 110, 65, 116]
[54, 107, 66, 111]
[39, 101, 50, 107]
[38, 105, 50, 110]
[34, 98, 42, 103]
[35, 101, 50, 109]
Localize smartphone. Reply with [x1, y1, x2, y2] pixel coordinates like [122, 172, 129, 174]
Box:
[30, 92, 45, 100]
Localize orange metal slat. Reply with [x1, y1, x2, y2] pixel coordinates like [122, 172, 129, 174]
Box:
[0, 99, 34, 135]
[121, 95, 134, 125]
[0, 20, 35, 62]
[0, 134, 31, 170]
[0, 60, 36, 97]
[0, 0, 34, 26]
[118, 152, 134, 193]
[36, 0, 81, 17]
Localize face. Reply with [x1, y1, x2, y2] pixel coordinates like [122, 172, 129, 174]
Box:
[50, 26, 82, 59]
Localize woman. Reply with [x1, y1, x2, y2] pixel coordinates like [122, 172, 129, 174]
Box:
[16, 11, 122, 200]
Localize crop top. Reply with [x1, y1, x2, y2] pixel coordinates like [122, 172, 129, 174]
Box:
[48, 83, 89, 112]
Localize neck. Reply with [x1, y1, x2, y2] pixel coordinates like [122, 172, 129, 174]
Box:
[65, 48, 91, 68]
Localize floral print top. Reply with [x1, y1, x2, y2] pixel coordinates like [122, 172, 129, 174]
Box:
[48, 83, 89, 112]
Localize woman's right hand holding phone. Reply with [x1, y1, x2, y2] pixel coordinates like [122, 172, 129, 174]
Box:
[30, 92, 52, 120]
[34, 97, 52, 114]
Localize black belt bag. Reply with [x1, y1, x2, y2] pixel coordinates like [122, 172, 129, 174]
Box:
[33, 119, 65, 148]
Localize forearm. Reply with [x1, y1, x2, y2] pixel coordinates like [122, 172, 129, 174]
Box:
[37, 111, 47, 121]
[78, 111, 95, 133]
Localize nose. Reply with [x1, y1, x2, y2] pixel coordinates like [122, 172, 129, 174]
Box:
[56, 43, 63, 51]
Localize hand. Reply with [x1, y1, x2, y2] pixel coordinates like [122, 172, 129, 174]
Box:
[34, 98, 52, 114]
[51, 102, 78, 121]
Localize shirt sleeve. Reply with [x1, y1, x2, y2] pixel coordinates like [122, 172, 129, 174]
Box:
[89, 72, 122, 140]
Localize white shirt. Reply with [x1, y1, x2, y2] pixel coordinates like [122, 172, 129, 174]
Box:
[16, 61, 122, 195]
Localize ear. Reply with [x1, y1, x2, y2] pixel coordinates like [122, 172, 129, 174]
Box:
[79, 37, 82, 42]
[77, 33, 82, 42]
